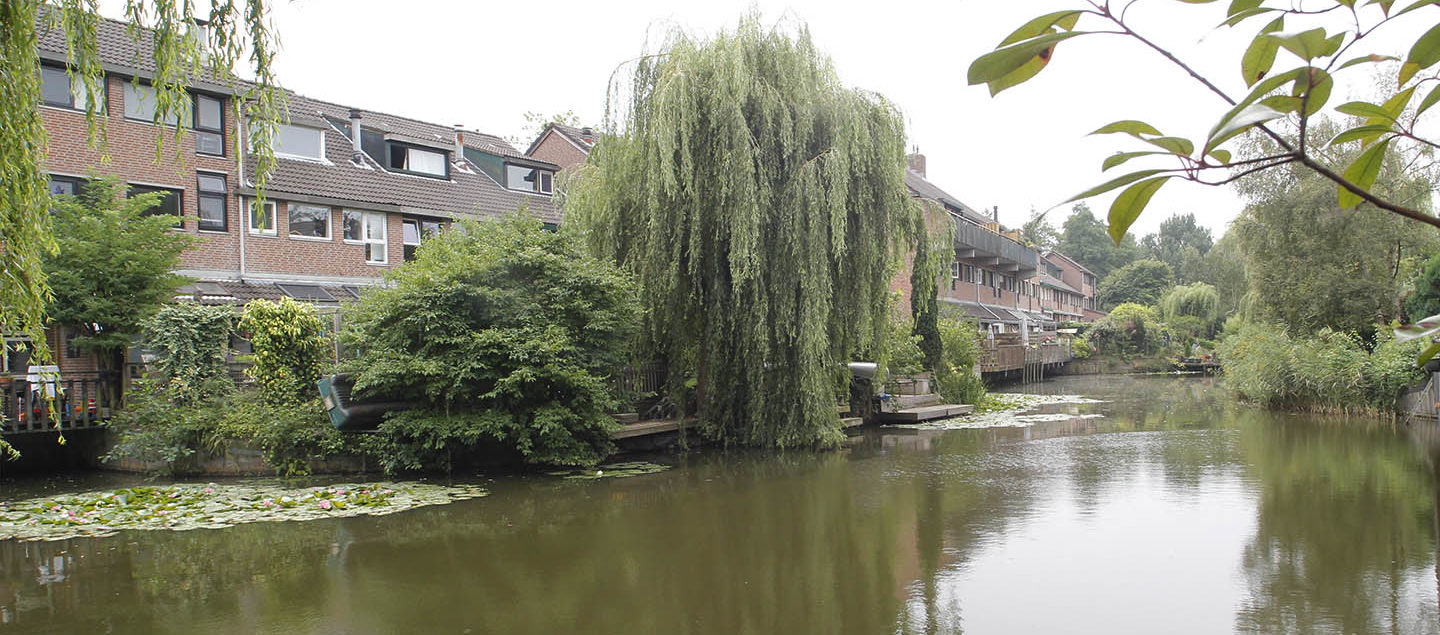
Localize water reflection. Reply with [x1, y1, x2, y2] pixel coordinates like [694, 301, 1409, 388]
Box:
[1, 375, 1437, 634]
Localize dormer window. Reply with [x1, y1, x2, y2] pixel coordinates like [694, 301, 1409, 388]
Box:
[388, 144, 448, 178]
[505, 164, 553, 194]
[274, 124, 326, 161]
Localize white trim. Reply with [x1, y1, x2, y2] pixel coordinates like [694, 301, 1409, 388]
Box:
[247, 199, 278, 236]
[287, 235, 333, 242]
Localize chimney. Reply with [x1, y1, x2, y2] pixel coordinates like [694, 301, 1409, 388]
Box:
[454, 124, 465, 161]
[993, 206, 1000, 223]
[580, 126, 594, 143]
[906, 151, 926, 177]
[348, 108, 363, 160]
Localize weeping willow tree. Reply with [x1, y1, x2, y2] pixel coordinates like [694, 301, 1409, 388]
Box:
[566, 16, 917, 448]
[1, 1, 282, 457]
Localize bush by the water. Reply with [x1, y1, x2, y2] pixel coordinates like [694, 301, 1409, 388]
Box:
[1217, 322, 1424, 413]
[933, 315, 986, 405]
[341, 213, 640, 473]
[1086, 303, 1172, 358]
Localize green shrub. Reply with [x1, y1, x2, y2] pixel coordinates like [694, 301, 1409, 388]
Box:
[341, 213, 640, 471]
[238, 298, 330, 405]
[1070, 335, 1094, 359]
[142, 303, 236, 404]
[1217, 321, 1424, 413]
[1088, 303, 1170, 357]
[933, 315, 986, 405]
[880, 308, 927, 381]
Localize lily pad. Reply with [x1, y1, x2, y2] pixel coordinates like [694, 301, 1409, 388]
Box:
[0, 481, 488, 542]
[547, 461, 671, 480]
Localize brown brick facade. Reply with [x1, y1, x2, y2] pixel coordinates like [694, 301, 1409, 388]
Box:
[526, 129, 589, 170]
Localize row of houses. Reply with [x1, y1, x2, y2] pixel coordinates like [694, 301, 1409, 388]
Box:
[19, 15, 1099, 385]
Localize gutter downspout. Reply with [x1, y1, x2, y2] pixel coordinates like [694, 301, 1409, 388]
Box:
[236, 104, 246, 281]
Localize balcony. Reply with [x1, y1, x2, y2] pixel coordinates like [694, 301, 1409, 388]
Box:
[953, 220, 1038, 277]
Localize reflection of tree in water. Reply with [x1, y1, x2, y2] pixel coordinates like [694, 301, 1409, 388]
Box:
[1234, 420, 1440, 633]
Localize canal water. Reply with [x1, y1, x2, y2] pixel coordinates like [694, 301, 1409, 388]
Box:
[2, 374, 1438, 633]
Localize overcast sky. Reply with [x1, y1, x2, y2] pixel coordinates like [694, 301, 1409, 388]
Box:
[102, 0, 1417, 238]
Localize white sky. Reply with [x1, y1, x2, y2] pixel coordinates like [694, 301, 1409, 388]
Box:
[101, 0, 1421, 238]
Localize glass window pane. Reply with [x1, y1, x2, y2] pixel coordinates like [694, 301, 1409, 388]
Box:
[275, 125, 324, 159]
[196, 131, 223, 156]
[288, 203, 330, 238]
[196, 95, 222, 130]
[367, 242, 386, 264]
[250, 201, 276, 234]
[402, 220, 420, 245]
[421, 220, 442, 238]
[364, 212, 385, 241]
[123, 83, 182, 125]
[343, 211, 362, 241]
[41, 67, 72, 106]
[539, 171, 553, 193]
[506, 165, 537, 191]
[129, 185, 181, 216]
[406, 148, 446, 176]
[48, 178, 76, 196]
[197, 174, 226, 193]
[199, 195, 225, 230]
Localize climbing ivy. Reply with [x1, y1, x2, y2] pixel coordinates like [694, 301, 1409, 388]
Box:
[142, 302, 236, 405]
[238, 298, 329, 405]
[566, 15, 917, 448]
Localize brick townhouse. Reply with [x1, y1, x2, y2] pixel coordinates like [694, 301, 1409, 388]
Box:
[23, 15, 562, 380]
[903, 153, 1100, 338]
[525, 122, 595, 171]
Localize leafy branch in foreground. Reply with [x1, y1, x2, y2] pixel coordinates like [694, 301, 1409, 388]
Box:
[968, 0, 1440, 242]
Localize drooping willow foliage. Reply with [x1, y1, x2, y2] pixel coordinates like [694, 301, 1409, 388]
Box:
[566, 16, 918, 448]
[1, 1, 281, 456]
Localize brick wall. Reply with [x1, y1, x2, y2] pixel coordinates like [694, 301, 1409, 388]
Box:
[41, 74, 398, 283]
[527, 130, 588, 170]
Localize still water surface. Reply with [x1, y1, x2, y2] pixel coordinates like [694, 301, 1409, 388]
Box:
[2, 375, 1438, 633]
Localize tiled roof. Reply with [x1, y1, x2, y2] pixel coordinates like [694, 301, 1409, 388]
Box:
[1033, 272, 1080, 294]
[527, 122, 597, 156]
[1043, 250, 1095, 276]
[904, 170, 992, 226]
[38, 12, 562, 225]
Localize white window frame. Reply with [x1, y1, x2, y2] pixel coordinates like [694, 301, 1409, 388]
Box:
[248, 200, 277, 236]
[361, 211, 387, 264]
[287, 203, 332, 241]
[274, 124, 327, 161]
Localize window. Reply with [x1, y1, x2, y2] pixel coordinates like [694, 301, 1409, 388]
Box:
[123, 82, 186, 126]
[950, 260, 960, 279]
[505, 164, 553, 194]
[195, 94, 224, 156]
[388, 145, 447, 177]
[249, 200, 277, 235]
[345, 210, 387, 264]
[288, 203, 330, 239]
[274, 124, 325, 160]
[276, 283, 335, 302]
[128, 184, 182, 218]
[196, 173, 227, 232]
[47, 175, 87, 198]
[40, 65, 102, 111]
[64, 329, 81, 359]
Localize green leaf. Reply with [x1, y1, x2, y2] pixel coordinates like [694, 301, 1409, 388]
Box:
[1381, 86, 1417, 118]
[1107, 177, 1171, 244]
[1143, 136, 1195, 156]
[1292, 67, 1332, 116]
[968, 31, 1088, 89]
[1205, 103, 1286, 152]
[1227, 0, 1264, 14]
[1259, 94, 1303, 113]
[1090, 120, 1163, 138]
[1063, 168, 1174, 204]
[1396, 0, 1440, 17]
[1326, 124, 1395, 147]
[1367, 0, 1398, 16]
[1336, 53, 1398, 71]
[997, 10, 1085, 46]
[1336, 101, 1397, 121]
[1220, 7, 1276, 27]
[1242, 17, 1285, 86]
[1263, 28, 1341, 62]
[1416, 84, 1440, 117]
[1396, 313, 1440, 342]
[1102, 151, 1166, 171]
[1208, 149, 1233, 164]
[1417, 341, 1440, 367]
[1402, 22, 1440, 85]
[1338, 137, 1391, 209]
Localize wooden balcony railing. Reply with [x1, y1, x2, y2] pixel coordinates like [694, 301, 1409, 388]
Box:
[1, 372, 116, 435]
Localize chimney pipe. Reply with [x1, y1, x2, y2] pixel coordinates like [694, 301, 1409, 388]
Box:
[993, 206, 1000, 223]
[906, 152, 926, 177]
[348, 108, 363, 161]
[454, 124, 465, 162]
